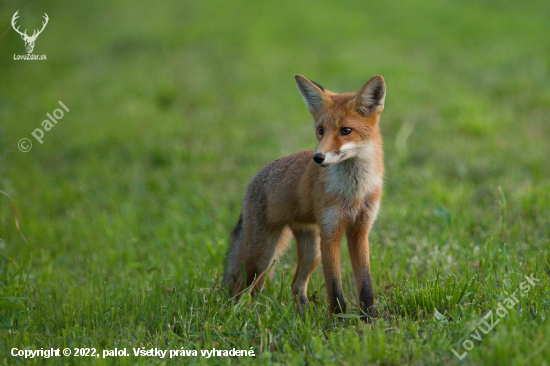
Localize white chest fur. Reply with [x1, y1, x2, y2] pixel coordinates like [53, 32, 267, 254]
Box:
[323, 143, 382, 204]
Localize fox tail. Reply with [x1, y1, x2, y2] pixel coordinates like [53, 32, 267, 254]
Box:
[222, 213, 244, 295]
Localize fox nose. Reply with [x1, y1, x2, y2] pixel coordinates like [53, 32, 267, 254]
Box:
[313, 153, 325, 164]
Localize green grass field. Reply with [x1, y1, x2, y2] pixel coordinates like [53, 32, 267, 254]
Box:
[1, 0, 549, 364]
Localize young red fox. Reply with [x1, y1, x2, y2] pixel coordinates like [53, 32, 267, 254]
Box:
[223, 75, 385, 320]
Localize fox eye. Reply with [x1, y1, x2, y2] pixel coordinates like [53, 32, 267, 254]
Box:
[341, 127, 352, 135]
[317, 126, 324, 136]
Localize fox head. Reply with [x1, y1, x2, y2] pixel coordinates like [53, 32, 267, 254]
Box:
[295, 75, 385, 167]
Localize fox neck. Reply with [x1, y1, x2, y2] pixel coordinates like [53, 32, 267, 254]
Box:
[322, 143, 383, 204]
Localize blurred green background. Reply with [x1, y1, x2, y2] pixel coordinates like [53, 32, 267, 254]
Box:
[1, 0, 549, 364]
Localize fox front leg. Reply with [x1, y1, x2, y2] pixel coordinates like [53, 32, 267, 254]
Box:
[319, 226, 347, 318]
[346, 210, 377, 322]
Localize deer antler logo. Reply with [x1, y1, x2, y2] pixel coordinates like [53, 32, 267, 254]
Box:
[11, 11, 49, 54]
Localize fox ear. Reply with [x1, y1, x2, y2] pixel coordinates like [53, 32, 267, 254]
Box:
[295, 75, 327, 115]
[355, 76, 385, 117]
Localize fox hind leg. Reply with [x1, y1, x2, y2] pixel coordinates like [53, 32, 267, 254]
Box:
[291, 225, 321, 313]
[235, 225, 291, 297]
